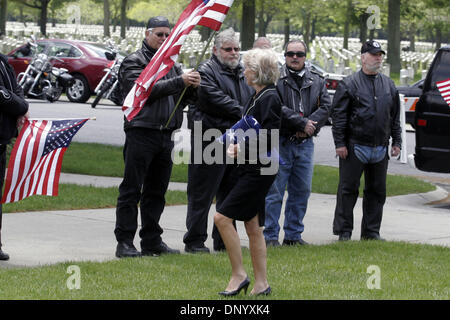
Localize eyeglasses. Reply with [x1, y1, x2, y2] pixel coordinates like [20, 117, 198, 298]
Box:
[285, 51, 306, 58]
[154, 32, 170, 38]
[221, 47, 240, 52]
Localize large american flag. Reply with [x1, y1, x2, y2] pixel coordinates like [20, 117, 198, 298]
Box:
[1, 118, 89, 204]
[122, 0, 235, 121]
[437, 78, 450, 107]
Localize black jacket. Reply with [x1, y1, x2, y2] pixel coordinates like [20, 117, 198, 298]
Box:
[189, 55, 254, 132]
[331, 70, 402, 148]
[0, 53, 29, 144]
[241, 84, 282, 164]
[276, 65, 331, 137]
[119, 41, 196, 132]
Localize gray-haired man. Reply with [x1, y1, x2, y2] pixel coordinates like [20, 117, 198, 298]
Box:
[184, 28, 254, 253]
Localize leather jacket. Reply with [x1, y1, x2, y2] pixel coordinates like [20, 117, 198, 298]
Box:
[0, 54, 29, 144]
[276, 64, 331, 138]
[188, 55, 254, 132]
[119, 41, 196, 132]
[331, 69, 402, 148]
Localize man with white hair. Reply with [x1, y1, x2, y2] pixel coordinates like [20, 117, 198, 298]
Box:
[184, 28, 254, 253]
[331, 40, 402, 241]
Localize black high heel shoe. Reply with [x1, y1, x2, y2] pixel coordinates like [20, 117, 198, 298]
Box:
[219, 277, 250, 296]
[254, 286, 271, 296]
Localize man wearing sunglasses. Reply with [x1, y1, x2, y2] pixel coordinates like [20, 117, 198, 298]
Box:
[184, 28, 254, 254]
[264, 40, 331, 247]
[114, 16, 201, 258]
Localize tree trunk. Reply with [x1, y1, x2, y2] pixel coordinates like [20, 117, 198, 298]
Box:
[120, 0, 127, 39]
[360, 13, 369, 43]
[435, 26, 442, 50]
[343, 0, 352, 49]
[40, 0, 49, 37]
[104, 0, 110, 37]
[200, 26, 212, 42]
[409, 23, 416, 52]
[241, 0, 255, 51]
[311, 17, 317, 41]
[0, 0, 7, 37]
[387, 0, 401, 73]
[284, 17, 290, 47]
[258, 1, 264, 37]
[302, 11, 311, 48]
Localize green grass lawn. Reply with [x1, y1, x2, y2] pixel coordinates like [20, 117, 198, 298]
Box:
[1, 142, 434, 213]
[61, 143, 435, 196]
[0, 241, 448, 299]
[2, 184, 186, 213]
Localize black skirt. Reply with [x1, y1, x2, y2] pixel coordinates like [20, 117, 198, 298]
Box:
[216, 164, 276, 227]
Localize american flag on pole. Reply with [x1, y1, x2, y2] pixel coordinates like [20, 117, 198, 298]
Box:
[437, 78, 450, 107]
[122, 0, 235, 121]
[1, 118, 89, 204]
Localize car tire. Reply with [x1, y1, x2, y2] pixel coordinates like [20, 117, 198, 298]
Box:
[67, 74, 91, 103]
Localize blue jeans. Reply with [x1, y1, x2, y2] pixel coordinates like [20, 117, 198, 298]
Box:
[264, 137, 314, 241]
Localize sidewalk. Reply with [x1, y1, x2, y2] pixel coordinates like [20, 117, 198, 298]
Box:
[1, 173, 449, 268]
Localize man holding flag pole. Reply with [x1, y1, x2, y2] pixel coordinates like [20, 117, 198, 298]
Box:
[114, 0, 235, 258]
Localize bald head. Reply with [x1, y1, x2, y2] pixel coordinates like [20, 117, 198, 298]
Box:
[253, 37, 272, 49]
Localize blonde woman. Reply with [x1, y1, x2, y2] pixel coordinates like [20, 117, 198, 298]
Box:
[214, 48, 281, 296]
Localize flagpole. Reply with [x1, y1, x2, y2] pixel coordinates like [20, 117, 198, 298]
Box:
[164, 30, 217, 129]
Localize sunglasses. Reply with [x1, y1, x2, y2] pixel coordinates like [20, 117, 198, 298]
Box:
[154, 32, 170, 38]
[221, 47, 240, 52]
[285, 51, 306, 58]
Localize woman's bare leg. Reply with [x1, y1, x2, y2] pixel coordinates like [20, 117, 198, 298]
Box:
[214, 212, 247, 291]
[244, 215, 269, 294]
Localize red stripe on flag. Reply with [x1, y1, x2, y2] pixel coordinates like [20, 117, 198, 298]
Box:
[18, 120, 47, 201]
[198, 17, 223, 31]
[52, 148, 67, 196]
[1, 121, 31, 203]
[209, 3, 232, 14]
[42, 150, 59, 196]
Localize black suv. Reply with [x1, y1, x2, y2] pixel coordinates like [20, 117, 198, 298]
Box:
[414, 46, 450, 173]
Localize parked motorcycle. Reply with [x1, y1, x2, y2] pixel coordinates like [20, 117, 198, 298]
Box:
[17, 36, 74, 102]
[91, 41, 123, 108]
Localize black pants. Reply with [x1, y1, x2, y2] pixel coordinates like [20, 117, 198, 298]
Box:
[0, 145, 6, 248]
[333, 144, 388, 238]
[183, 131, 238, 249]
[115, 128, 174, 249]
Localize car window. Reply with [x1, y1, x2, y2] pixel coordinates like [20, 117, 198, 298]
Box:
[430, 49, 450, 86]
[14, 42, 46, 58]
[81, 43, 126, 59]
[48, 42, 82, 58]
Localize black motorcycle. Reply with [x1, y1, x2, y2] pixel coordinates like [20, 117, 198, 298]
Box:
[17, 36, 74, 102]
[91, 41, 123, 108]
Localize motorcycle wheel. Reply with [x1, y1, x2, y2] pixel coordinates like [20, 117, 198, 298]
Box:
[44, 87, 62, 103]
[91, 83, 111, 108]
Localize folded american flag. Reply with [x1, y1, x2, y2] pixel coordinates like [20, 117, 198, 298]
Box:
[218, 115, 285, 165]
[219, 115, 261, 144]
[1, 118, 89, 204]
[122, 0, 235, 121]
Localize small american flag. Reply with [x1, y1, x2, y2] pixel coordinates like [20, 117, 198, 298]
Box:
[1, 118, 89, 204]
[437, 78, 450, 107]
[122, 0, 235, 121]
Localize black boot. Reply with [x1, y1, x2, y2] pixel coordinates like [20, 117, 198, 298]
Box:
[0, 248, 9, 261]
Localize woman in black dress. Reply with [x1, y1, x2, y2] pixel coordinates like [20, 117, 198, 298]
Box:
[214, 48, 281, 296]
